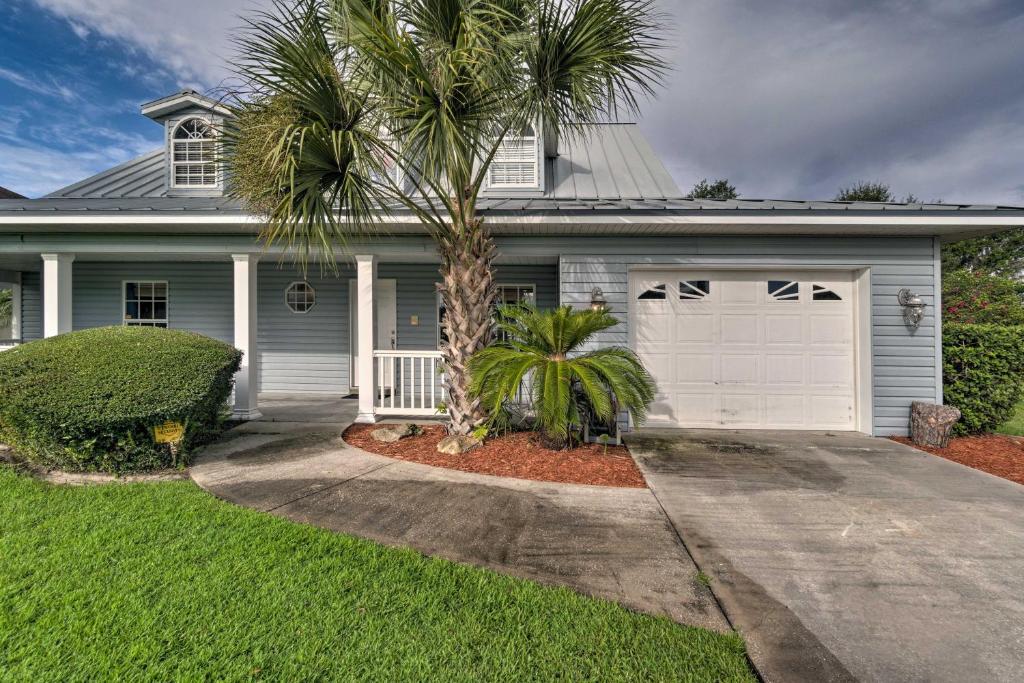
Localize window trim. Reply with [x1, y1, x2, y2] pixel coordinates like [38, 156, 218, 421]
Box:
[285, 280, 317, 314]
[437, 282, 536, 347]
[170, 117, 220, 190]
[122, 280, 169, 327]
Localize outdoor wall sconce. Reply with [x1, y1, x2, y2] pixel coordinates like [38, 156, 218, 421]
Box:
[898, 288, 926, 329]
[590, 287, 608, 311]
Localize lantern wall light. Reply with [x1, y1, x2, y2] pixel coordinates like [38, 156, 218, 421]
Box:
[897, 288, 926, 329]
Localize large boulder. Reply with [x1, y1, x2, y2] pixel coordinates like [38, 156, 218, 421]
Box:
[436, 434, 480, 455]
[370, 423, 419, 443]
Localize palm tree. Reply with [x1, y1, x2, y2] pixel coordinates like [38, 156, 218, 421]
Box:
[225, 0, 665, 435]
[469, 305, 655, 448]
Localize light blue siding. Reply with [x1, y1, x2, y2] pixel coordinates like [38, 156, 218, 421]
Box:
[557, 236, 940, 437]
[258, 263, 351, 393]
[72, 262, 233, 342]
[20, 271, 41, 341]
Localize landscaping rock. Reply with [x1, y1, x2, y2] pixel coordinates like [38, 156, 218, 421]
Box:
[910, 401, 962, 448]
[370, 423, 417, 443]
[436, 434, 480, 454]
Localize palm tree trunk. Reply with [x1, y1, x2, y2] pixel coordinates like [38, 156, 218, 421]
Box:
[437, 215, 496, 435]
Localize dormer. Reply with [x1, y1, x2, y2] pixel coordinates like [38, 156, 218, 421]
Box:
[141, 90, 231, 197]
[484, 122, 546, 196]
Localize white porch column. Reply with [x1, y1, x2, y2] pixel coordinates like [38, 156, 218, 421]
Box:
[232, 254, 261, 420]
[41, 253, 74, 337]
[355, 254, 377, 424]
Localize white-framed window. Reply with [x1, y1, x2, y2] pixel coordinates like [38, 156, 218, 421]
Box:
[488, 125, 539, 189]
[285, 281, 316, 313]
[123, 281, 168, 327]
[172, 118, 218, 188]
[437, 283, 536, 346]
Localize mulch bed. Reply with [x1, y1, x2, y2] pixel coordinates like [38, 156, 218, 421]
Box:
[891, 434, 1024, 486]
[343, 423, 647, 488]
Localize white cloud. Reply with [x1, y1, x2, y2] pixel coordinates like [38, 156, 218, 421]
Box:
[30, 0, 255, 88]
[0, 66, 78, 103]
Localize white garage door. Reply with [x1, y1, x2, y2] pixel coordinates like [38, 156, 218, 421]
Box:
[631, 270, 857, 430]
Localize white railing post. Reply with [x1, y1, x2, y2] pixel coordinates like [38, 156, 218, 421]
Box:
[355, 255, 378, 423]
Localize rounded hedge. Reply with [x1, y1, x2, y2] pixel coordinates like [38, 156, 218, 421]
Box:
[943, 323, 1024, 435]
[0, 326, 242, 473]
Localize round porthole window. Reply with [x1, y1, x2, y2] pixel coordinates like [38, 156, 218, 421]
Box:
[285, 281, 316, 313]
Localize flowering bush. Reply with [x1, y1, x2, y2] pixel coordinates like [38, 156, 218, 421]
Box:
[942, 270, 1024, 325]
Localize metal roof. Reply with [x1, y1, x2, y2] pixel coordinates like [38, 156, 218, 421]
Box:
[45, 123, 684, 202]
[2, 122, 1019, 221]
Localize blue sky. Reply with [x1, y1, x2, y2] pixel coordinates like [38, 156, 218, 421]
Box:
[2, 0, 1024, 204]
[0, 3, 183, 196]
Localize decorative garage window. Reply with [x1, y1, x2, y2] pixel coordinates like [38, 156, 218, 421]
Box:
[489, 125, 539, 188]
[768, 280, 800, 301]
[679, 280, 710, 300]
[638, 284, 667, 300]
[812, 285, 843, 301]
[285, 282, 316, 313]
[172, 118, 218, 188]
[124, 281, 168, 327]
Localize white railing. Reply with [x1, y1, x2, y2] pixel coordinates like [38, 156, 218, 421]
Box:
[373, 350, 446, 416]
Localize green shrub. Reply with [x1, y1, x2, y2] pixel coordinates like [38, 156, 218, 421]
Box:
[943, 323, 1024, 435]
[0, 326, 241, 473]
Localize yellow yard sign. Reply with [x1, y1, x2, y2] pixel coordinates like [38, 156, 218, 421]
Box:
[154, 421, 185, 444]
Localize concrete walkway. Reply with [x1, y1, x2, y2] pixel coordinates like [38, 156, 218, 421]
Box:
[190, 406, 729, 633]
[627, 429, 1024, 683]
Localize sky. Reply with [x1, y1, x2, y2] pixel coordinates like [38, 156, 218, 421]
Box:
[1, 0, 1023, 203]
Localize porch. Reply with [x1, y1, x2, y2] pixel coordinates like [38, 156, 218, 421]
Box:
[0, 250, 557, 424]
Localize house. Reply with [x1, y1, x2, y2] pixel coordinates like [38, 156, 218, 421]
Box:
[0, 90, 1021, 435]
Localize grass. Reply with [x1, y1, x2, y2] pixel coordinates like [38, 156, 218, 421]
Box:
[997, 400, 1024, 436]
[0, 466, 753, 681]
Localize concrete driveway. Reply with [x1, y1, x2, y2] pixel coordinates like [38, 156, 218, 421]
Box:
[626, 429, 1024, 683]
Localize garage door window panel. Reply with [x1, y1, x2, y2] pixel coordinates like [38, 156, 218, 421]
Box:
[768, 280, 800, 301]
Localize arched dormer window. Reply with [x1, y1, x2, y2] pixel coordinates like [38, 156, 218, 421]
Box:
[488, 124, 539, 189]
[172, 118, 218, 188]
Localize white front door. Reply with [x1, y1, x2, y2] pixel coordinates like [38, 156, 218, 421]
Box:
[349, 278, 397, 390]
[631, 270, 857, 430]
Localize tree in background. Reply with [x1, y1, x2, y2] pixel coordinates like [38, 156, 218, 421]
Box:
[686, 178, 738, 200]
[224, 0, 666, 438]
[834, 181, 894, 202]
[942, 270, 1024, 325]
[942, 228, 1024, 279]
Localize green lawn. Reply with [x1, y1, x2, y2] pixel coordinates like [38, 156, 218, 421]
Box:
[0, 467, 753, 681]
[997, 400, 1024, 436]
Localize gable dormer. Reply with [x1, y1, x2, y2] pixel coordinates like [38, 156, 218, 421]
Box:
[141, 90, 231, 197]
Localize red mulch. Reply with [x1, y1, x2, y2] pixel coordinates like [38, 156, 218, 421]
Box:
[343, 423, 647, 488]
[891, 434, 1024, 486]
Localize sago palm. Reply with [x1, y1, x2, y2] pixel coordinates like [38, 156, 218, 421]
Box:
[224, 0, 665, 435]
[469, 305, 655, 448]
